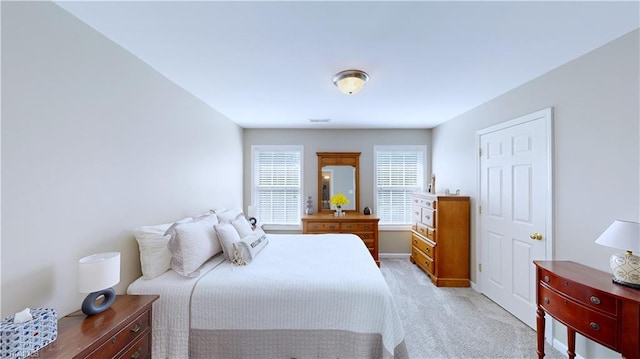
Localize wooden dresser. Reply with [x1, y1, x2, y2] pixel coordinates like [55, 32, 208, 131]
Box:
[534, 261, 640, 359]
[410, 192, 470, 287]
[36, 295, 158, 359]
[302, 213, 379, 265]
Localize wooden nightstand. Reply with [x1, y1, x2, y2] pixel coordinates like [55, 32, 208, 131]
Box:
[35, 295, 158, 359]
[534, 261, 640, 359]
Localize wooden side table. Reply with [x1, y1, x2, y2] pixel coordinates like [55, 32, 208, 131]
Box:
[35, 295, 158, 359]
[534, 261, 640, 359]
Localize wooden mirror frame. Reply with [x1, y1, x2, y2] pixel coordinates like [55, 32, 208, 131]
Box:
[317, 152, 360, 213]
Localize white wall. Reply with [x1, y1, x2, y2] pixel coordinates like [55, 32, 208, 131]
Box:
[432, 29, 639, 358]
[243, 129, 431, 254]
[1, 2, 244, 317]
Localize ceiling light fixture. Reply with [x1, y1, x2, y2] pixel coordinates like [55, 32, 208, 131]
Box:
[332, 69, 369, 95]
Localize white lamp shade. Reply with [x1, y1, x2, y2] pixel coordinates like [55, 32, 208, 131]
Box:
[247, 205, 257, 219]
[78, 252, 121, 293]
[595, 220, 640, 252]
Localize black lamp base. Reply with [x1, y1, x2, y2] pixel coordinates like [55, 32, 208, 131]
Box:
[613, 277, 640, 289]
[82, 287, 116, 316]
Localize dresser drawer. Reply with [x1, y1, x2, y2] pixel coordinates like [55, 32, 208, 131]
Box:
[88, 310, 150, 359]
[355, 232, 374, 240]
[539, 268, 617, 316]
[421, 209, 435, 227]
[361, 239, 375, 250]
[116, 333, 150, 359]
[412, 247, 435, 275]
[412, 206, 422, 223]
[415, 222, 435, 241]
[305, 222, 340, 232]
[355, 233, 375, 248]
[412, 233, 435, 259]
[539, 285, 617, 348]
[341, 222, 375, 231]
[413, 196, 437, 210]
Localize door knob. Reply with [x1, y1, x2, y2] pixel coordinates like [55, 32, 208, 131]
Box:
[530, 232, 543, 240]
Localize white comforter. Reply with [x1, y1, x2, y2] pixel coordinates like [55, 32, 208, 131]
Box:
[128, 233, 405, 358]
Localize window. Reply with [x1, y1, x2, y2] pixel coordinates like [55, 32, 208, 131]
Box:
[375, 146, 427, 227]
[251, 146, 303, 228]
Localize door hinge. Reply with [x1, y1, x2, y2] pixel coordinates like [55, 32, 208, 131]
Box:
[478, 205, 482, 214]
[479, 148, 482, 157]
[479, 263, 482, 272]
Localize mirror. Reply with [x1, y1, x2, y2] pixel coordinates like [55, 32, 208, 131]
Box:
[317, 152, 360, 213]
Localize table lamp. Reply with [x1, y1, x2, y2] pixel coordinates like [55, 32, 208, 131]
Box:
[595, 220, 640, 289]
[78, 252, 121, 315]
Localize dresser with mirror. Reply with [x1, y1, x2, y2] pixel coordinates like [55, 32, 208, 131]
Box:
[302, 152, 380, 265]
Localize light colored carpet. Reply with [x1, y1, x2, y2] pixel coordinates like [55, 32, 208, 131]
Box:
[379, 258, 565, 359]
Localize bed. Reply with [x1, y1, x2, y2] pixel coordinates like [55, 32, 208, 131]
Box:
[128, 233, 407, 359]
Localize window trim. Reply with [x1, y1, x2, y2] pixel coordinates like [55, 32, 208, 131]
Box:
[374, 145, 427, 230]
[251, 145, 304, 231]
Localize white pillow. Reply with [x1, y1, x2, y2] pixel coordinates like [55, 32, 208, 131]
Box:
[216, 207, 244, 223]
[253, 226, 266, 238]
[134, 217, 191, 280]
[232, 233, 269, 265]
[214, 222, 242, 260]
[166, 214, 221, 277]
[231, 215, 254, 238]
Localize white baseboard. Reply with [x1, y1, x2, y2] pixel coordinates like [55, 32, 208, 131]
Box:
[379, 253, 411, 259]
[553, 339, 585, 359]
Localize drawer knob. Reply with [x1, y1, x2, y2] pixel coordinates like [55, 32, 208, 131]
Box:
[130, 346, 143, 359]
[544, 275, 550, 283]
[590, 296, 601, 305]
[131, 322, 142, 333]
[543, 297, 550, 305]
[111, 336, 117, 344]
[590, 322, 600, 331]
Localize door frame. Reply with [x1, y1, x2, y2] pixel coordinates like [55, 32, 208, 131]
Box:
[475, 107, 554, 338]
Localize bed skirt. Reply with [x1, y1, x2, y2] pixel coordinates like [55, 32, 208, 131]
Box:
[189, 329, 409, 359]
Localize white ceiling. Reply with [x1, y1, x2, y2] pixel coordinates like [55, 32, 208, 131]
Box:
[55, 1, 639, 129]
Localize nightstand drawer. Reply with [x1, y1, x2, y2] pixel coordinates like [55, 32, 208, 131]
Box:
[539, 284, 617, 348]
[539, 268, 617, 316]
[88, 311, 150, 359]
[305, 222, 340, 232]
[412, 233, 435, 260]
[115, 333, 150, 359]
[341, 222, 374, 231]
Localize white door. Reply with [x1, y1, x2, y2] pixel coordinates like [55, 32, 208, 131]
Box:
[477, 108, 553, 329]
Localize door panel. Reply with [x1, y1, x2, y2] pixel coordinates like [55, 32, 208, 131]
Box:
[478, 108, 552, 329]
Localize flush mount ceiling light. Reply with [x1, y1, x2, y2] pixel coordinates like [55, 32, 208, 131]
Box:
[332, 69, 369, 95]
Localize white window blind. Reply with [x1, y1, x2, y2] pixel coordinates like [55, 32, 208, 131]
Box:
[375, 146, 426, 225]
[252, 146, 302, 226]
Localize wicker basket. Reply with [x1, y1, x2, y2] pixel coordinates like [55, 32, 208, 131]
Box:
[0, 308, 57, 359]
